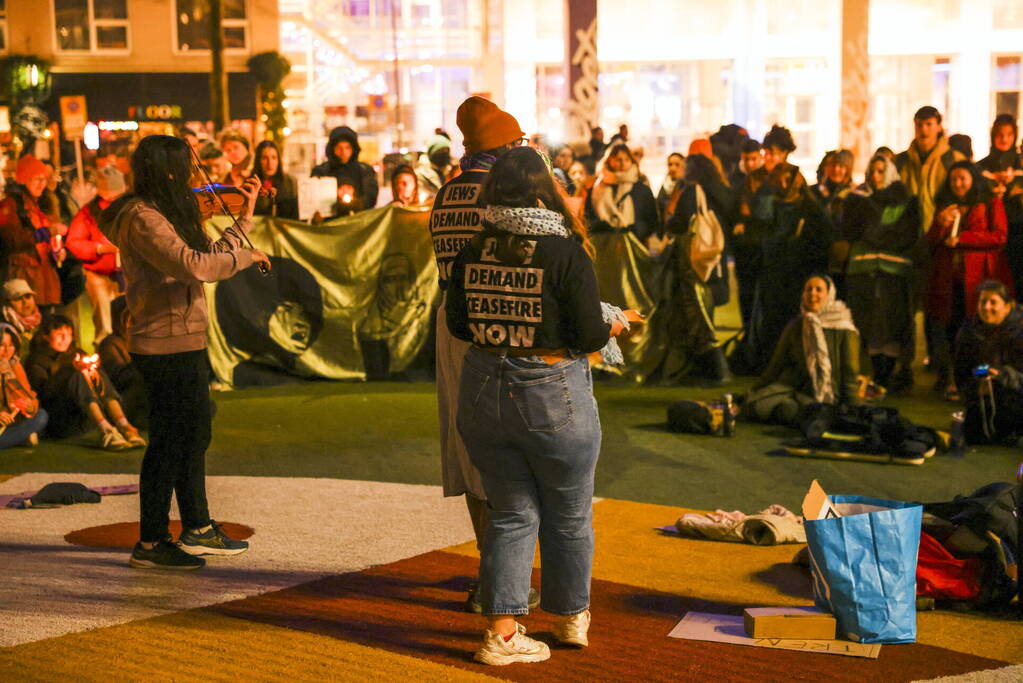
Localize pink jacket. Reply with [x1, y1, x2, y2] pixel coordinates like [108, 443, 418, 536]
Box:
[99, 197, 256, 355]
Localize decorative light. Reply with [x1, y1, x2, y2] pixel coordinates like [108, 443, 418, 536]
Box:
[83, 122, 100, 150]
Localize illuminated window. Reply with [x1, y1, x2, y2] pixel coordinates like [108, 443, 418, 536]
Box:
[176, 0, 247, 52]
[54, 0, 129, 52]
[0, 0, 7, 53]
[994, 55, 1022, 125]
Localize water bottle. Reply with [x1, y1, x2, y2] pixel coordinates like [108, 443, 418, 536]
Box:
[721, 393, 736, 437]
[949, 411, 965, 457]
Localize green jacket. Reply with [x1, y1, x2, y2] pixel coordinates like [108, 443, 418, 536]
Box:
[753, 318, 861, 404]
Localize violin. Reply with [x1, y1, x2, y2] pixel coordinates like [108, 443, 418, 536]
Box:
[188, 145, 271, 275]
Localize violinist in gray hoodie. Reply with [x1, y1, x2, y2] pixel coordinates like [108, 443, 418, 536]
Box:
[100, 135, 270, 571]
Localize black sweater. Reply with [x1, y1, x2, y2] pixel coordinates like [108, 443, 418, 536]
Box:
[446, 233, 610, 352]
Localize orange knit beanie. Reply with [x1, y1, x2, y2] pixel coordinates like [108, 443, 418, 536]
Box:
[456, 96, 524, 153]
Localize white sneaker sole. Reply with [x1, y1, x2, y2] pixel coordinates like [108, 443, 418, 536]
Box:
[474, 649, 550, 666]
[129, 556, 203, 570]
[177, 542, 249, 557]
[557, 635, 588, 647]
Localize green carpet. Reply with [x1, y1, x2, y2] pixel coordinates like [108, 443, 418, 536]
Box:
[0, 375, 1017, 512]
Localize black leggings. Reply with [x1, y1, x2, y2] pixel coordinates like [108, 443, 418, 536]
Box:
[133, 350, 212, 542]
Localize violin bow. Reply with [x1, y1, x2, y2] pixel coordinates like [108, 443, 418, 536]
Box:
[187, 143, 271, 275]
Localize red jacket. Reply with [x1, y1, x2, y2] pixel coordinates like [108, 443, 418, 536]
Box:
[926, 196, 1015, 324]
[0, 195, 62, 306]
[67, 198, 119, 276]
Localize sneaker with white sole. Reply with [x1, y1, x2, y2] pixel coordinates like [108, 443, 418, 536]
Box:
[178, 520, 249, 556]
[553, 610, 590, 647]
[474, 623, 550, 666]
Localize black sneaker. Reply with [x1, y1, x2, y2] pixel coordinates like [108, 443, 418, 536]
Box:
[129, 540, 205, 570]
[178, 520, 249, 557]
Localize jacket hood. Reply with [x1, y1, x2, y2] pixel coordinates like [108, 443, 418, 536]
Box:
[325, 126, 362, 166]
[98, 195, 146, 243]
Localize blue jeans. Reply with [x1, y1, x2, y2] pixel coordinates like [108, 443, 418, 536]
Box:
[0, 410, 48, 449]
[457, 346, 601, 616]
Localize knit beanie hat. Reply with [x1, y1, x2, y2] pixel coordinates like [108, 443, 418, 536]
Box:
[456, 97, 524, 153]
[426, 134, 451, 157]
[15, 155, 48, 185]
[95, 165, 126, 195]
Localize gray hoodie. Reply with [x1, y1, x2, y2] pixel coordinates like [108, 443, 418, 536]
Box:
[99, 197, 255, 355]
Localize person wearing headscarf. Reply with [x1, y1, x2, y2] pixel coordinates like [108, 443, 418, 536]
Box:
[978, 114, 1023, 293]
[742, 153, 833, 373]
[841, 153, 920, 390]
[584, 143, 660, 247]
[926, 160, 1014, 400]
[745, 275, 861, 427]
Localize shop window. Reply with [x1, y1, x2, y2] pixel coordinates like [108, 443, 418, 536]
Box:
[176, 0, 247, 52]
[54, 0, 129, 52]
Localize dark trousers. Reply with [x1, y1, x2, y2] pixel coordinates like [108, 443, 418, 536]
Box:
[133, 350, 212, 542]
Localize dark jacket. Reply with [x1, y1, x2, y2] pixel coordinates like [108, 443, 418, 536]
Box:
[954, 306, 1023, 409]
[310, 126, 379, 210]
[26, 344, 75, 400]
[446, 232, 610, 353]
[254, 173, 299, 220]
[841, 183, 919, 278]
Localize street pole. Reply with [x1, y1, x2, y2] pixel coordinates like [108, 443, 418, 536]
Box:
[209, 0, 230, 132]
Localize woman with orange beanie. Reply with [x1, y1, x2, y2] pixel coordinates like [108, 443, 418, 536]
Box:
[0, 156, 66, 309]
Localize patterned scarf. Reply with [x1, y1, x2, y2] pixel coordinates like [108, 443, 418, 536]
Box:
[801, 276, 858, 403]
[484, 205, 627, 364]
[460, 151, 499, 172]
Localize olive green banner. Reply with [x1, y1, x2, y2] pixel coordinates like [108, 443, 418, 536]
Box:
[203, 211, 673, 386]
[203, 206, 438, 387]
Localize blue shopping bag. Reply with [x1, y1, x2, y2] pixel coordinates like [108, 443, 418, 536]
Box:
[804, 495, 922, 644]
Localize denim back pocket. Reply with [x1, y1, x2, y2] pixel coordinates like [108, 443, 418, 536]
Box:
[508, 371, 573, 432]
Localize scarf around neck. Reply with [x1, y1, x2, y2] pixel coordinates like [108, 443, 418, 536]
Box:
[3, 306, 41, 336]
[592, 164, 640, 228]
[483, 204, 628, 365]
[801, 277, 858, 403]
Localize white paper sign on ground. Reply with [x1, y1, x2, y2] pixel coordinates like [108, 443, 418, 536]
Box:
[668, 611, 881, 659]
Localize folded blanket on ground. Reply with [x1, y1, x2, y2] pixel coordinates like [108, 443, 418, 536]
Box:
[675, 504, 806, 545]
[2, 483, 139, 509]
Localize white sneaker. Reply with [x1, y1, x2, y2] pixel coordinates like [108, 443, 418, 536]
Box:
[474, 623, 551, 666]
[553, 610, 590, 647]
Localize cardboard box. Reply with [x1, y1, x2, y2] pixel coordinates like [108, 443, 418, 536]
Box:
[743, 607, 837, 640]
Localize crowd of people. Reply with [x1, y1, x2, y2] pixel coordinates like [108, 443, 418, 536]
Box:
[0, 92, 1020, 664]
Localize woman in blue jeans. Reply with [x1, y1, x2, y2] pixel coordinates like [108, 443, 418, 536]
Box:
[447, 147, 633, 666]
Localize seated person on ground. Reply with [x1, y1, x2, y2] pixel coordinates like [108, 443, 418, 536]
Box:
[25, 314, 145, 451]
[2, 278, 42, 357]
[953, 279, 1023, 445]
[0, 323, 48, 448]
[98, 296, 147, 427]
[745, 275, 862, 427]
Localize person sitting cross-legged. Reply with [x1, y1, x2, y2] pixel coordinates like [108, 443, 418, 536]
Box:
[25, 314, 145, 451]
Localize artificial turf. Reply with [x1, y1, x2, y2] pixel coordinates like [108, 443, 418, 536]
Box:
[0, 373, 1018, 513]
